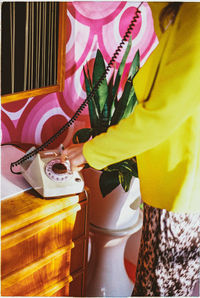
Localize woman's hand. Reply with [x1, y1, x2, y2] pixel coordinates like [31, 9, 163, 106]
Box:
[60, 143, 86, 172]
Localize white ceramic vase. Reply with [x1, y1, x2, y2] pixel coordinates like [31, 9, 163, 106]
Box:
[83, 168, 141, 230]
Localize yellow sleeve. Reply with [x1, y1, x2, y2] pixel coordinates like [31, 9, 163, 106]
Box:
[83, 3, 200, 170]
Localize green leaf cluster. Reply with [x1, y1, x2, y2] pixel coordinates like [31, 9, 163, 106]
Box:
[73, 37, 140, 197]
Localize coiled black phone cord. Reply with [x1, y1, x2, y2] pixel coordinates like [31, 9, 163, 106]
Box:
[10, 2, 143, 174]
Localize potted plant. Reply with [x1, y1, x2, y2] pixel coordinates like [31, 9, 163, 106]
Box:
[73, 37, 140, 198]
[72, 38, 141, 230]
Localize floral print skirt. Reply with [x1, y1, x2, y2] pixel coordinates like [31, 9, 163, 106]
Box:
[132, 202, 200, 297]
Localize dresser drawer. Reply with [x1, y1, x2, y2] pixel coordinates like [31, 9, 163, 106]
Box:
[1, 204, 80, 278]
[2, 245, 72, 296]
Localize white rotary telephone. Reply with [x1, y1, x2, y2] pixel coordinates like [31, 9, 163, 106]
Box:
[20, 145, 84, 198]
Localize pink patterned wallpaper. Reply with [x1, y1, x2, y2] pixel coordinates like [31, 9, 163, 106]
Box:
[1, 2, 157, 149]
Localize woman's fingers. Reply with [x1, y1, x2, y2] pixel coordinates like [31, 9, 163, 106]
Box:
[60, 143, 86, 172]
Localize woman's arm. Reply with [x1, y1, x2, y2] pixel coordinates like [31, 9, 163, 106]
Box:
[82, 3, 200, 170]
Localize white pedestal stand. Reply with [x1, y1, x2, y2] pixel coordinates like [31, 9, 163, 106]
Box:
[86, 211, 143, 297]
[83, 169, 143, 296]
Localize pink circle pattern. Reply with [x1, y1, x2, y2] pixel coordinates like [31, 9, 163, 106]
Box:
[1, 2, 157, 147]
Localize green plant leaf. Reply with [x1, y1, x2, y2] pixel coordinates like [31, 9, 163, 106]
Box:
[99, 69, 117, 134]
[118, 171, 133, 192]
[112, 36, 132, 100]
[110, 80, 133, 125]
[102, 158, 138, 194]
[88, 96, 100, 133]
[121, 88, 137, 120]
[107, 70, 115, 108]
[128, 49, 140, 78]
[106, 158, 138, 178]
[107, 68, 116, 122]
[83, 66, 99, 130]
[118, 50, 140, 121]
[93, 50, 108, 114]
[126, 158, 138, 177]
[99, 170, 120, 197]
[72, 128, 93, 144]
[83, 65, 91, 94]
[86, 62, 93, 89]
[110, 49, 140, 125]
[99, 106, 109, 133]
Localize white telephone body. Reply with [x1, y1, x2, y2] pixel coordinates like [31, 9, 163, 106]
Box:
[20, 147, 84, 198]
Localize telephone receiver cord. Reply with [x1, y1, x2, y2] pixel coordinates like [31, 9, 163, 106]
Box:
[10, 2, 143, 174]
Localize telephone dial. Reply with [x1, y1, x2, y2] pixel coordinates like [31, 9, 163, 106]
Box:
[10, 3, 143, 198]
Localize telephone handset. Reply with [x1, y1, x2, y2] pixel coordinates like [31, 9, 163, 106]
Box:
[10, 3, 143, 198]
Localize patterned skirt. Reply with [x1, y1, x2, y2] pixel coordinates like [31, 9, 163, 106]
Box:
[132, 202, 200, 297]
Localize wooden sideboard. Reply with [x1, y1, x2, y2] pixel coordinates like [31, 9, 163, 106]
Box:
[1, 188, 89, 296]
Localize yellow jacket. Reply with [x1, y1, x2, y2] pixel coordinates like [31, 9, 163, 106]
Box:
[83, 3, 200, 212]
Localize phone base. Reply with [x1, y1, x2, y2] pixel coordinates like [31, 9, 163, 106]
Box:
[21, 148, 84, 198]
